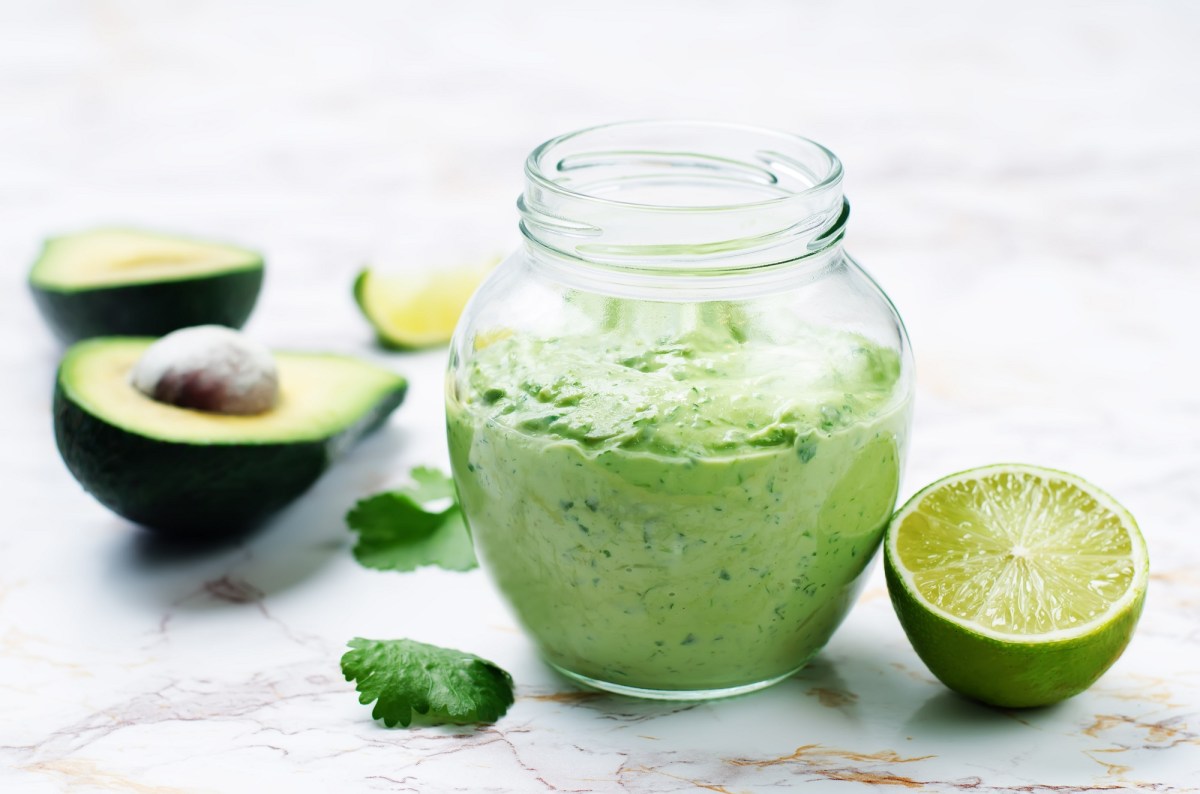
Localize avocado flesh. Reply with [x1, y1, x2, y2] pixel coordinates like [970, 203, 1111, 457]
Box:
[54, 338, 407, 535]
[30, 229, 264, 343]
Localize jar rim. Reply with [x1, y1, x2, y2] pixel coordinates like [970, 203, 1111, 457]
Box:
[524, 120, 844, 213]
[520, 120, 848, 271]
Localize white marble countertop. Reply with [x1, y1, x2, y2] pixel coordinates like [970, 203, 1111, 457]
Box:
[2, 1, 1199, 791]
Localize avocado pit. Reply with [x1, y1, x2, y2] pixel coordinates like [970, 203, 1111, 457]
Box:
[130, 325, 279, 415]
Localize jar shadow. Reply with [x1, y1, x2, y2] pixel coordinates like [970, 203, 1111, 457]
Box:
[531, 650, 861, 723]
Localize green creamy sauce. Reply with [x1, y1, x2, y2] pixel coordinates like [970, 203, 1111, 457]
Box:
[449, 326, 910, 692]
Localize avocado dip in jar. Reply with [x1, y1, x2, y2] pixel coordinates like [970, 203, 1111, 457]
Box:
[447, 121, 913, 699]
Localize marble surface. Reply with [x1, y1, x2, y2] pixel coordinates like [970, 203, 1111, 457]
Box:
[2, 1, 1199, 791]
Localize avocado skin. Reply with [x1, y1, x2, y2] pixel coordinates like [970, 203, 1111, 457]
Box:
[32, 267, 264, 344]
[52, 376, 406, 536]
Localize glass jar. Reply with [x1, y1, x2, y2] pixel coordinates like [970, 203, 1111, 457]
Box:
[447, 121, 914, 700]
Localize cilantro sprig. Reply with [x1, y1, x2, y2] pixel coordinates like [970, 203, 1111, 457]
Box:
[342, 638, 514, 728]
[345, 467, 477, 572]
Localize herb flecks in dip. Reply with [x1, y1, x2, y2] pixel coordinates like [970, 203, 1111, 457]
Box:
[448, 325, 910, 693]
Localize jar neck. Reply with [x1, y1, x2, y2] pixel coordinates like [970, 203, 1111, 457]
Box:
[518, 121, 848, 276]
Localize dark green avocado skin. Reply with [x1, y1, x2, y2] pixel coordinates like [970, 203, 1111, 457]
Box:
[32, 267, 263, 344]
[52, 378, 406, 536]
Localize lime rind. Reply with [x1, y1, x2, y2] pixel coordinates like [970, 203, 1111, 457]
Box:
[884, 558, 1145, 708]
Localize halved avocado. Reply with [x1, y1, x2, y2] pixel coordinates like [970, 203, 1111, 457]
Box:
[30, 228, 265, 343]
[54, 337, 407, 535]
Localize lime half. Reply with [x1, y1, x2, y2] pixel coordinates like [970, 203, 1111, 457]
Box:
[354, 263, 494, 349]
[884, 464, 1148, 708]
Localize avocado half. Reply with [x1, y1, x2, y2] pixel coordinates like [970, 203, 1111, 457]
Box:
[54, 337, 407, 535]
[30, 229, 265, 343]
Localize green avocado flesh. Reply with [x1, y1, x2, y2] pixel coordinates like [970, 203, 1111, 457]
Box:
[54, 337, 407, 535]
[30, 229, 264, 343]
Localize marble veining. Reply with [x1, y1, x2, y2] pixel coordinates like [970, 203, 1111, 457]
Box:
[1, 0, 1198, 791]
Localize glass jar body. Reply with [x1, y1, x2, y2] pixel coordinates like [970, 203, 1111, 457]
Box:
[447, 243, 913, 699]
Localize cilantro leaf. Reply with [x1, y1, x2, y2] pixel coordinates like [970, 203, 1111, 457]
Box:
[341, 638, 514, 728]
[404, 465, 458, 509]
[346, 468, 477, 572]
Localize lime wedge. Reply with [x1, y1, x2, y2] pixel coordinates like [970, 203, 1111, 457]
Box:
[884, 464, 1148, 708]
[353, 262, 495, 349]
